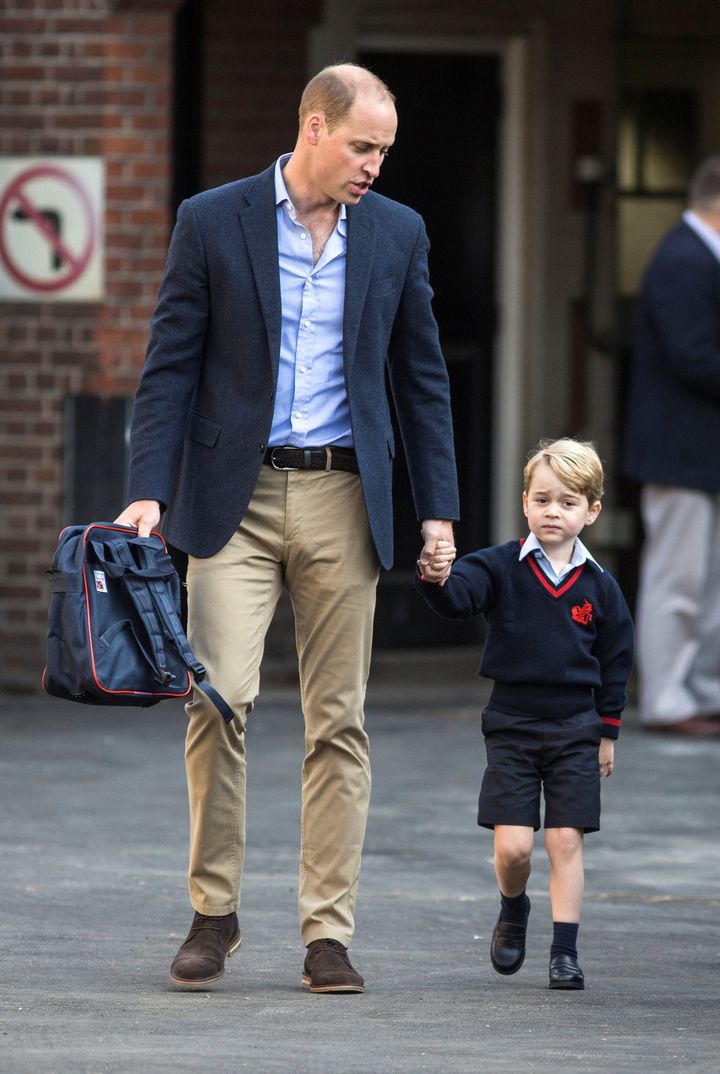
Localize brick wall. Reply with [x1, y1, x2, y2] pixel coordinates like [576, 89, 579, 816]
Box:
[202, 0, 321, 188]
[0, 1, 178, 689]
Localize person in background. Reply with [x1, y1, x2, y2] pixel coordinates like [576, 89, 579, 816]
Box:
[623, 156, 720, 736]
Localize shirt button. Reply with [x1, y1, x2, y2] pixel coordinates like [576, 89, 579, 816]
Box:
[303, 320, 311, 327]
[300, 232, 307, 239]
[258, 443, 265, 452]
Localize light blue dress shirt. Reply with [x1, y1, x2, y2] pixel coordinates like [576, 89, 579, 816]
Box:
[269, 153, 353, 448]
[518, 532, 602, 584]
[683, 210, 720, 265]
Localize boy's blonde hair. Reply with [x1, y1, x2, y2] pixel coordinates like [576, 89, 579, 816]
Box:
[523, 438, 604, 504]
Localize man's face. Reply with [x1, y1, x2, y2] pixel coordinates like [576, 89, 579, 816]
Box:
[311, 93, 397, 206]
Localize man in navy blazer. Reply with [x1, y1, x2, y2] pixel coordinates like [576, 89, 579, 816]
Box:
[623, 156, 720, 737]
[116, 64, 459, 990]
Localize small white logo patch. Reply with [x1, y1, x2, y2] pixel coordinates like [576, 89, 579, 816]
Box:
[94, 570, 107, 593]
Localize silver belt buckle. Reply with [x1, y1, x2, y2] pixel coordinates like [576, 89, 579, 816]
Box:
[269, 447, 298, 471]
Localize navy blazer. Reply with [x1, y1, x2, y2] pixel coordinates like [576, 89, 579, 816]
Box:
[623, 220, 720, 493]
[127, 164, 460, 568]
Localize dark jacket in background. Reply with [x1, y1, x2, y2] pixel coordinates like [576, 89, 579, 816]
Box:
[622, 220, 720, 493]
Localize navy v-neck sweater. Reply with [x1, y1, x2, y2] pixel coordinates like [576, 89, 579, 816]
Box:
[415, 540, 634, 739]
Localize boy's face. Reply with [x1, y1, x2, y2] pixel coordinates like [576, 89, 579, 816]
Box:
[523, 461, 601, 554]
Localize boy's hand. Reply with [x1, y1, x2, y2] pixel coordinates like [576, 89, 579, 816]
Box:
[599, 737, 614, 778]
[417, 538, 456, 585]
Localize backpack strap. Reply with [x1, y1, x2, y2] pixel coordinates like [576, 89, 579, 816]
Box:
[108, 538, 235, 725]
[128, 542, 203, 674]
[105, 539, 176, 687]
[194, 682, 235, 726]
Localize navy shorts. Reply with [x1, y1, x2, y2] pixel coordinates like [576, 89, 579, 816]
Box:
[477, 705, 602, 833]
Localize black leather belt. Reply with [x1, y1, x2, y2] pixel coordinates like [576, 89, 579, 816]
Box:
[263, 446, 359, 474]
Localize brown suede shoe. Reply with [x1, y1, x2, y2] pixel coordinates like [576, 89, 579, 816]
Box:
[302, 939, 365, 993]
[170, 911, 241, 989]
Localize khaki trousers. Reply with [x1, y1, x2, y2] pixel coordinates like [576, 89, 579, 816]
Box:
[183, 465, 380, 947]
[636, 485, 720, 725]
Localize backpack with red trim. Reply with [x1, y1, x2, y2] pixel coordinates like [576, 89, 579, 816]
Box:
[42, 522, 232, 721]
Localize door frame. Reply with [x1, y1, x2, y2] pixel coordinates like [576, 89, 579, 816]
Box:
[354, 32, 530, 542]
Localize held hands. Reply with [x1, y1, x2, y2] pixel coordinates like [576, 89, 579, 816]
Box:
[599, 737, 614, 778]
[113, 499, 161, 539]
[417, 520, 456, 586]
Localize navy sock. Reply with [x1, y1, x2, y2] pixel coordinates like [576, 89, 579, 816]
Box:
[551, 921, 579, 960]
[499, 890, 530, 927]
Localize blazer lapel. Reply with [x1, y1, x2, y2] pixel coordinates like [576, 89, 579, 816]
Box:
[236, 167, 282, 379]
[343, 203, 376, 379]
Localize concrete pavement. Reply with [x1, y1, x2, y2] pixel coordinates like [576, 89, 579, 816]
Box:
[1, 649, 718, 1073]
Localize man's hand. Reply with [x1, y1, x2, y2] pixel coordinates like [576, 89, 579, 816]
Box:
[418, 519, 455, 586]
[417, 538, 456, 583]
[599, 737, 614, 778]
[114, 499, 161, 538]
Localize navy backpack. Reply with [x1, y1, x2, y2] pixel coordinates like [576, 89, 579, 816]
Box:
[43, 522, 232, 721]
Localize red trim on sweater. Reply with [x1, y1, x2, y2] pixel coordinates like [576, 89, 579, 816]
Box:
[600, 716, 622, 726]
[526, 555, 584, 598]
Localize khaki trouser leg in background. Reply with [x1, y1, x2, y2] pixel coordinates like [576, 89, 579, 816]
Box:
[183, 465, 380, 948]
[636, 485, 720, 725]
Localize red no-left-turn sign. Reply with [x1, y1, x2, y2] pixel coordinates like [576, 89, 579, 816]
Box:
[0, 158, 103, 301]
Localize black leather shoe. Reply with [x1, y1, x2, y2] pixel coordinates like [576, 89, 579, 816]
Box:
[549, 953, 584, 989]
[490, 910, 528, 976]
[170, 911, 241, 988]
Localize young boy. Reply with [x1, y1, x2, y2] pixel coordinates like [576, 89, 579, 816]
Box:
[415, 438, 633, 990]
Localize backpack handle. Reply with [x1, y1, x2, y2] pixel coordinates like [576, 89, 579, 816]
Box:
[88, 539, 176, 580]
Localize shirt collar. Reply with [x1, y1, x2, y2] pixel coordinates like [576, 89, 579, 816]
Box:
[274, 153, 347, 235]
[519, 532, 602, 571]
[683, 210, 720, 264]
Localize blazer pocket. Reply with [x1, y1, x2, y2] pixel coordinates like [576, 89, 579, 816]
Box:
[368, 277, 396, 298]
[187, 410, 221, 448]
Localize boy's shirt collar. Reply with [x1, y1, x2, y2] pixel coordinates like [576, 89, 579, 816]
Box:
[519, 532, 602, 583]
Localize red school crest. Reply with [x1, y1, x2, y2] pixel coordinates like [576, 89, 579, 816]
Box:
[571, 599, 593, 625]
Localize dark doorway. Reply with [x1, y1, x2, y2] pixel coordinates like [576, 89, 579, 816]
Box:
[173, 0, 204, 211]
[360, 49, 500, 647]
[63, 395, 132, 525]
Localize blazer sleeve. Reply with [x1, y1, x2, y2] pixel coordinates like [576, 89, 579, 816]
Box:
[127, 199, 210, 507]
[648, 246, 720, 401]
[386, 218, 460, 522]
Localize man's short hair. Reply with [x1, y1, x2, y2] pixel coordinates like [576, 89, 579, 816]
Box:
[524, 438, 605, 504]
[299, 63, 395, 133]
[689, 157, 720, 212]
